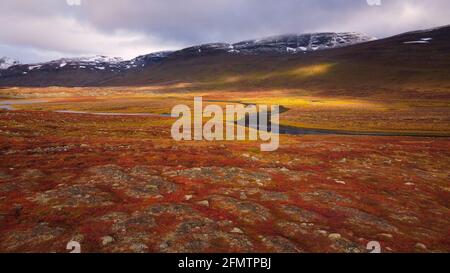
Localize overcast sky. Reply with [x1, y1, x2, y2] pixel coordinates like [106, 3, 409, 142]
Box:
[1, 0, 449, 63]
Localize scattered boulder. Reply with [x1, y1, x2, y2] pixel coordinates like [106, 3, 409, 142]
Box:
[328, 233, 341, 240]
[196, 200, 210, 207]
[230, 227, 244, 234]
[101, 236, 115, 246]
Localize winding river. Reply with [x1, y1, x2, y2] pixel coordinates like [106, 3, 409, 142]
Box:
[0, 99, 445, 137]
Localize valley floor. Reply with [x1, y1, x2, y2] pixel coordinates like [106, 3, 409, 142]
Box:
[0, 87, 449, 252]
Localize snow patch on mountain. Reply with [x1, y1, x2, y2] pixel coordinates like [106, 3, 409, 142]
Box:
[0, 57, 20, 70]
[404, 37, 433, 44]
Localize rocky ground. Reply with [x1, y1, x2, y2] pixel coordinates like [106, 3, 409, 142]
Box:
[0, 110, 449, 253]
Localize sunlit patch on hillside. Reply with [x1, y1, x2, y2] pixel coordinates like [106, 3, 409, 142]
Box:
[290, 63, 336, 78]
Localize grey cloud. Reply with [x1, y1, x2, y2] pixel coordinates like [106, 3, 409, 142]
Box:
[1, 0, 449, 63]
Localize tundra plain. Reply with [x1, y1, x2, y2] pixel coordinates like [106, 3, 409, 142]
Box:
[0, 86, 449, 253]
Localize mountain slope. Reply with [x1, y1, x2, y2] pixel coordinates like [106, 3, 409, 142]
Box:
[111, 25, 450, 99]
[0, 32, 373, 87]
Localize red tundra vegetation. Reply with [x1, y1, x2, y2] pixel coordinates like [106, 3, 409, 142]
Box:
[0, 105, 449, 253]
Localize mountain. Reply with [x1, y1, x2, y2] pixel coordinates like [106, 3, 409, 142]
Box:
[33, 52, 176, 71]
[104, 25, 450, 99]
[0, 32, 373, 87]
[0, 57, 20, 70]
[0, 26, 449, 99]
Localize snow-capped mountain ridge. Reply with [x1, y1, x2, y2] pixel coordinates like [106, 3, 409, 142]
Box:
[2, 52, 176, 74]
[0, 57, 20, 70]
[27, 55, 126, 71]
[51, 55, 125, 65]
[1, 32, 374, 74]
[0, 31, 376, 80]
[231, 32, 376, 54]
[176, 32, 376, 56]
